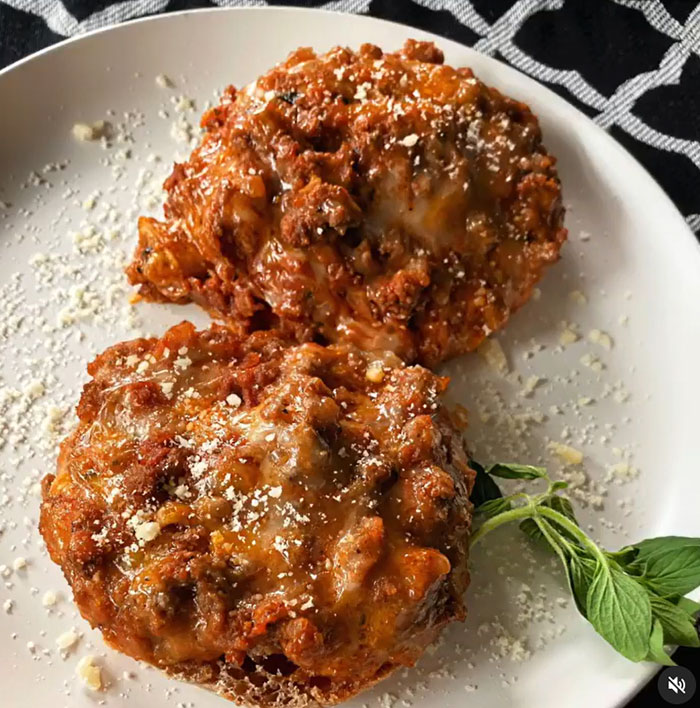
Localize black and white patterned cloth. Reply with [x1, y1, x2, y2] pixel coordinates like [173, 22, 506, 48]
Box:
[0, 1, 698, 705]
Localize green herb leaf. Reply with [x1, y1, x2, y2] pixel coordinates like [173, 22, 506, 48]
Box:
[586, 563, 652, 662]
[677, 597, 700, 616]
[519, 495, 577, 546]
[468, 458, 486, 475]
[606, 546, 641, 567]
[630, 537, 700, 596]
[470, 460, 504, 507]
[646, 619, 675, 665]
[634, 536, 700, 556]
[468, 458, 700, 667]
[569, 556, 597, 616]
[476, 497, 512, 519]
[519, 517, 542, 543]
[547, 494, 577, 523]
[649, 595, 700, 648]
[486, 463, 548, 480]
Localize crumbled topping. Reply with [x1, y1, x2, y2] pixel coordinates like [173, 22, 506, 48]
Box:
[519, 375, 540, 398]
[366, 364, 385, 383]
[72, 121, 106, 142]
[399, 134, 419, 147]
[559, 328, 579, 346]
[226, 393, 242, 407]
[41, 590, 57, 607]
[76, 655, 102, 690]
[588, 329, 613, 350]
[477, 338, 508, 374]
[56, 628, 79, 651]
[547, 442, 584, 465]
[133, 520, 161, 544]
[155, 73, 174, 89]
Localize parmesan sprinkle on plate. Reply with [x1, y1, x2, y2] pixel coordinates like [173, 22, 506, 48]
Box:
[56, 628, 79, 651]
[76, 655, 102, 690]
[548, 442, 584, 465]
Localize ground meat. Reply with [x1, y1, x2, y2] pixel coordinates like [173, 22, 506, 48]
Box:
[40, 322, 475, 706]
[126, 40, 566, 367]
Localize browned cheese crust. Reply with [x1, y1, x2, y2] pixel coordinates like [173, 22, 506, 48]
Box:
[40, 322, 475, 706]
[127, 40, 567, 367]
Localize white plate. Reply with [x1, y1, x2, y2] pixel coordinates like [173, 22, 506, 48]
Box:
[0, 7, 698, 708]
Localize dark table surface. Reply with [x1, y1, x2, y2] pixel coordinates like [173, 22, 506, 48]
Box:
[1, 1, 698, 706]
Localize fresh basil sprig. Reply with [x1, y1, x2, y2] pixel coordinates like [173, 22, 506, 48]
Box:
[469, 461, 700, 665]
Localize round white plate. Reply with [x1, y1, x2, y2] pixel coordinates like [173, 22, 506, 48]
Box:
[0, 7, 698, 708]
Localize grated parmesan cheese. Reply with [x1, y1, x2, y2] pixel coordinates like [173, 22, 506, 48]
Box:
[76, 655, 102, 690]
[42, 590, 57, 607]
[226, 393, 242, 408]
[56, 628, 79, 651]
[548, 442, 584, 465]
[71, 121, 105, 142]
[588, 329, 613, 350]
[559, 328, 579, 346]
[155, 73, 174, 89]
[134, 520, 161, 543]
[477, 338, 508, 374]
[365, 364, 385, 383]
[519, 375, 540, 398]
[399, 134, 419, 147]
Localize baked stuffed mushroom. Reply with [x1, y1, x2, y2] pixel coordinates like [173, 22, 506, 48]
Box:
[127, 40, 566, 367]
[40, 322, 475, 706]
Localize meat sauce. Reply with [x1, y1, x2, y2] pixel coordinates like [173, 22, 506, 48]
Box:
[127, 40, 566, 367]
[40, 322, 475, 704]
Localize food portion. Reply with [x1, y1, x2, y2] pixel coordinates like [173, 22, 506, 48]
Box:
[127, 40, 566, 367]
[40, 322, 475, 706]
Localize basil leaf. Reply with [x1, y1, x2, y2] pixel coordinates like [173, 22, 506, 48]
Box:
[607, 545, 640, 567]
[547, 494, 577, 523]
[468, 458, 486, 475]
[650, 595, 700, 648]
[586, 563, 652, 662]
[570, 556, 597, 616]
[519, 517, 542, 543]
[646, 619, 675, 665]
[677, 597, 700, 616]
[476, 497, 512, 519]
[466, 460, 700, 667]
[631, 537, 700, 596]
[634, 536, 700, 556]
[486, 463, 548, 480]
[519, 495, 578, 546]
[469, 460, 504, 507]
